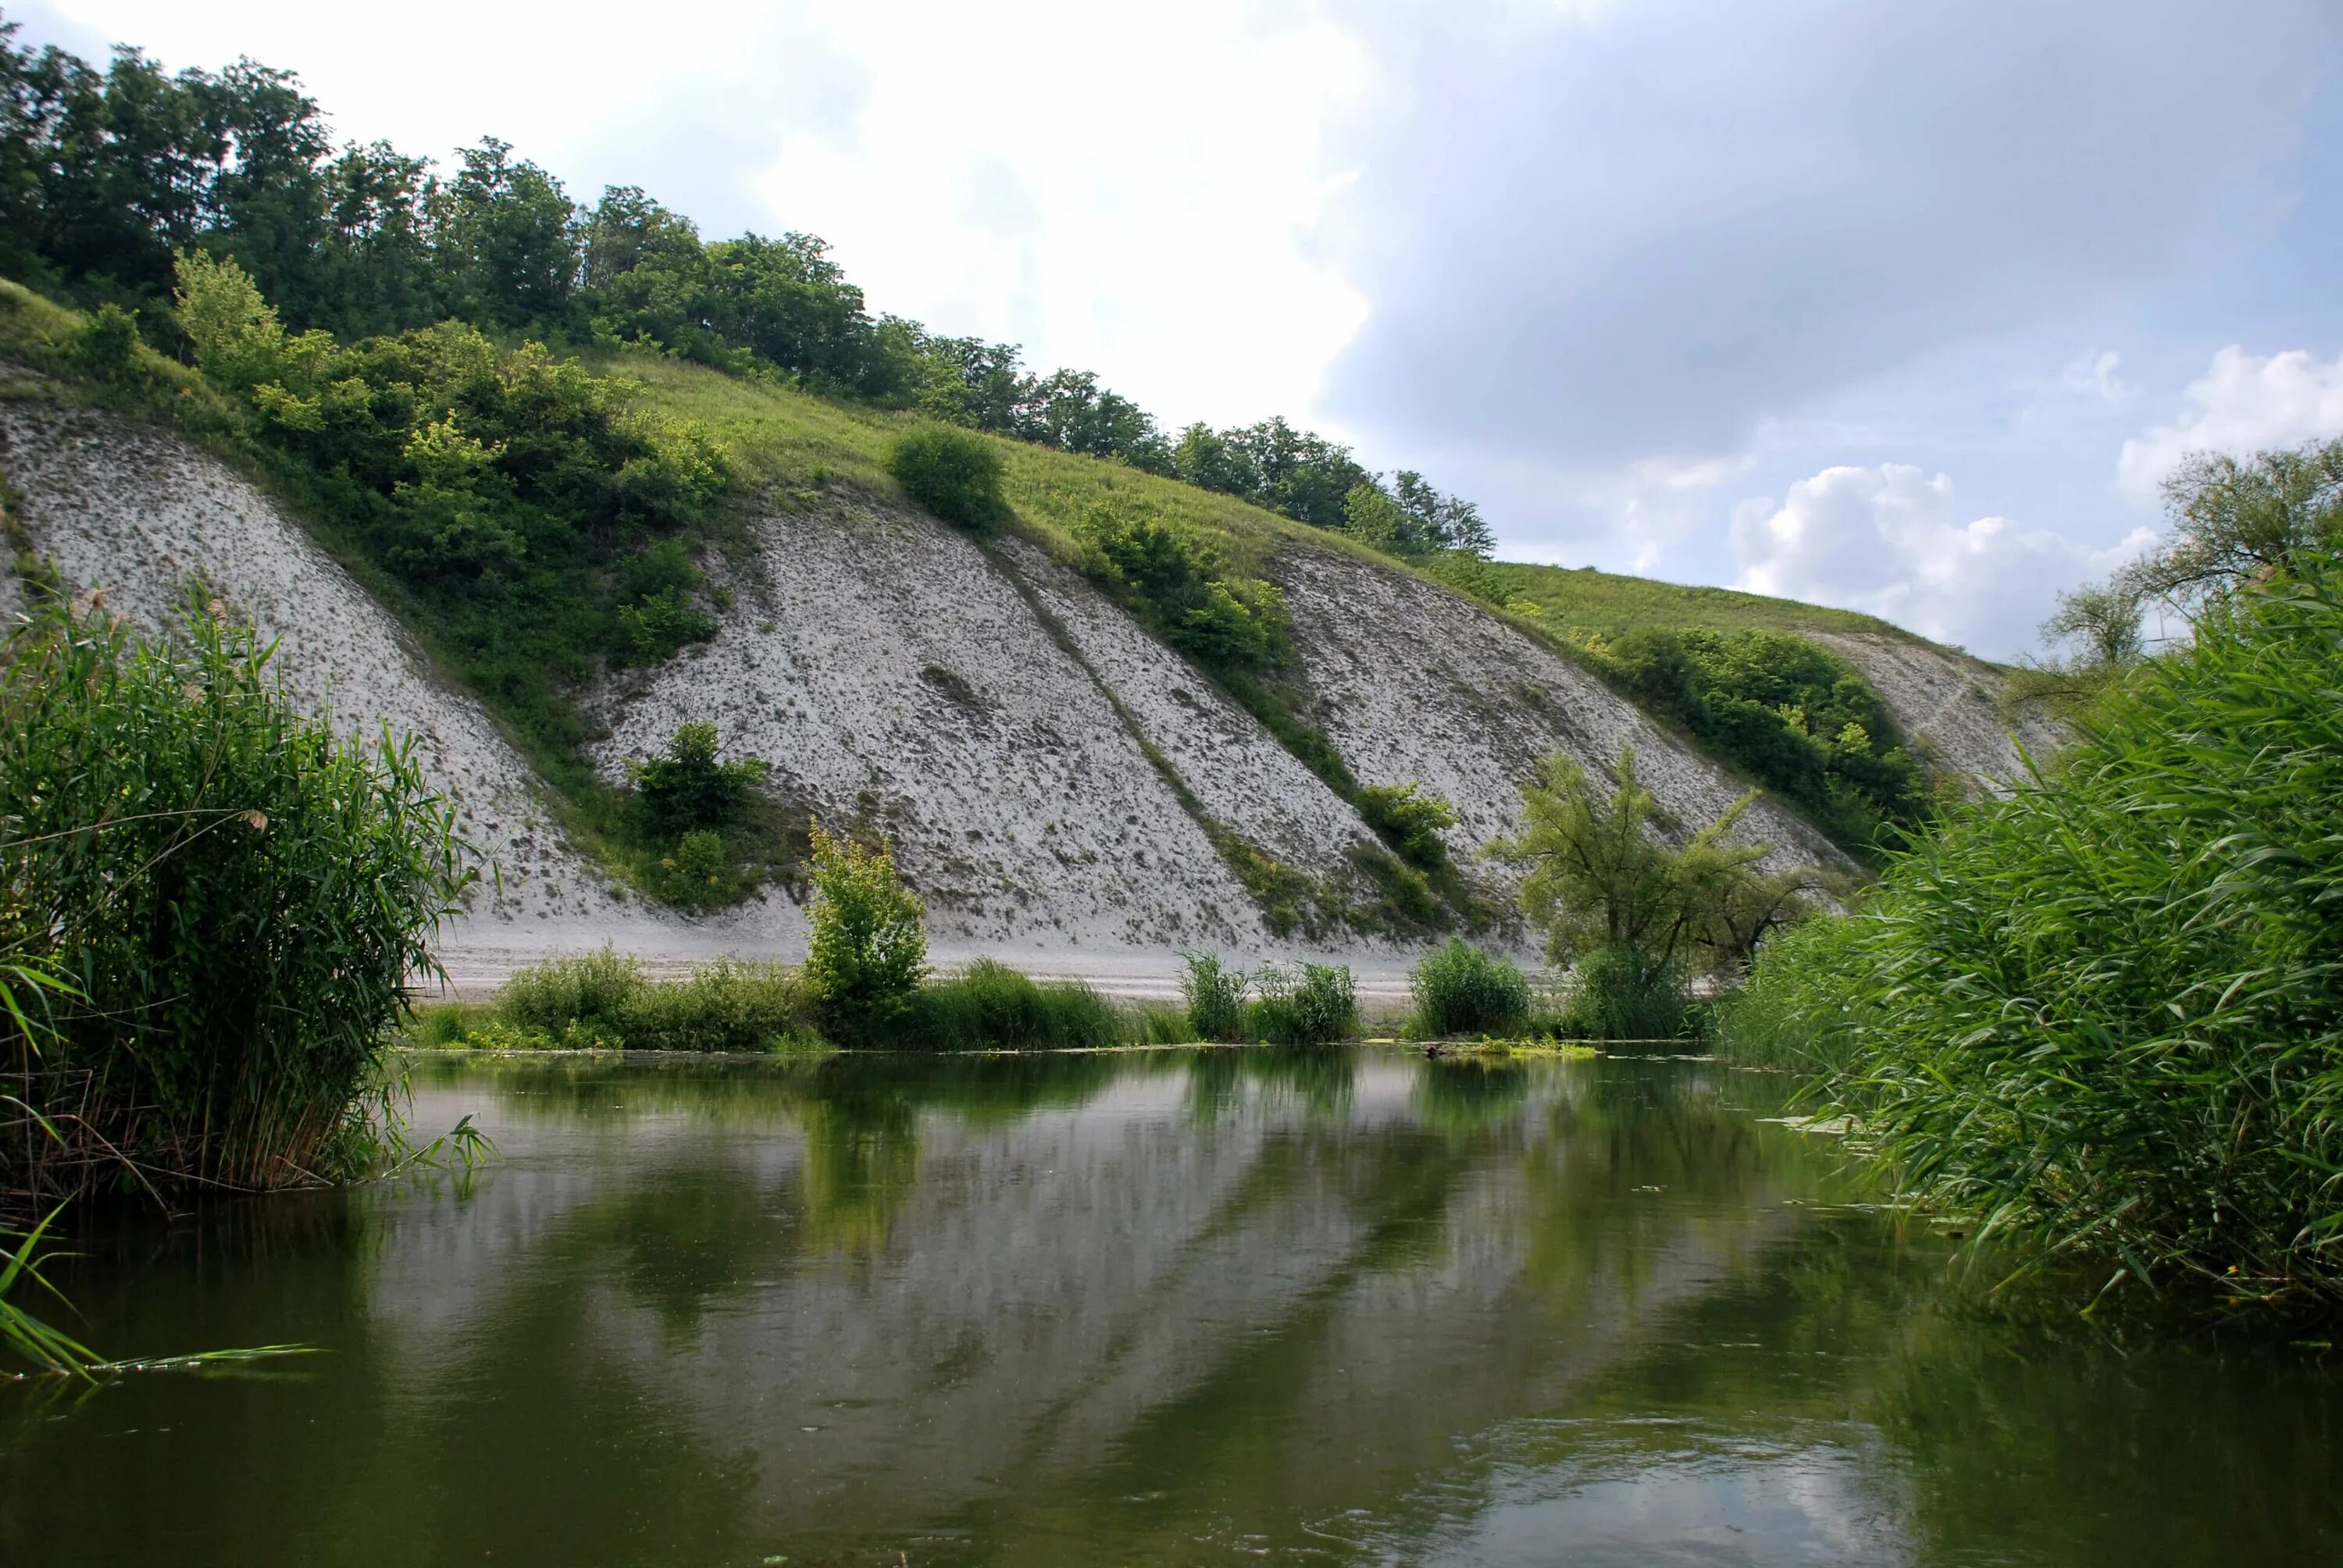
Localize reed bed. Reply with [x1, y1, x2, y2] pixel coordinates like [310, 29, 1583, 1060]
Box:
[2, 595, 470, 1216]
[1722, 563, 2343, 1310]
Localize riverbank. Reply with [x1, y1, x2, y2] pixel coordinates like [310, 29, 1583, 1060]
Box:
[426, 930, 1424, 1006]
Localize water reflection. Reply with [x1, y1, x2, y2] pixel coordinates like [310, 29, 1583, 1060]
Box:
[3, 1051, 2338, 1566]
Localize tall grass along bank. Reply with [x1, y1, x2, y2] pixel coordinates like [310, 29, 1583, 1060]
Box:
[1722, 558, 2343, 1313]
[1, 594, 473, 1212]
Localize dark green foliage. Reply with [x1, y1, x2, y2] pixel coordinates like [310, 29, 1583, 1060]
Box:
[619, 722, 784, 909]
[1722, 554, 2343, 1308]
[1079, 507, 1289, 676]
[888, 424, 1007, 531]
[1355, 781, 1457, 871]
[629, 722, 761, 838]
[1346, 843, 1446, 931]
[1340, 472, 1493, 558]
[1181, 952, 1251, 1042]
[0, 596, 473, 1203]
[895, 960, 1124, 1052]
[1592, 627, 1928, 852]
[1410, 938, 1532, 1038]
[493, 948, 814, 1051]
[1555, 944, 1692, 1041]
[73, 302, 141, 382]
[1250, 962, 1358, 1046]
[173, 254, 733, 754]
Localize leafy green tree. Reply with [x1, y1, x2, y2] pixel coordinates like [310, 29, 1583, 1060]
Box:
[434, 137, 581, 328]
[1012, 368, 1172, 470]
[629, 722, 764, 839]
[1392, 470, 1494, 557]
[2129, 437, 2343, 615]
[804, 826, 928, 1042]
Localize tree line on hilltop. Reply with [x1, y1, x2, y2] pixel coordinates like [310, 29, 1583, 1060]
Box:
[0, 18, 1493, 558]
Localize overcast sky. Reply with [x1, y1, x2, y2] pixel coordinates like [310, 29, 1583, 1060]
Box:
[19, 0, 2343, 657]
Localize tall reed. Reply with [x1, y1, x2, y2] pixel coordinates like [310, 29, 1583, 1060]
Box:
[1, 593, 472, 1208]
[1724, 560, 2343, 1308]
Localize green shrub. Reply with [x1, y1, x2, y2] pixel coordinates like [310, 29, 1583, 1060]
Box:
[1589, 626, 1927, 853]
[655, 829, 732, 903]
[1251, 962, 1357, 1045]
[0, 595, 473, 1201]
[1079, 508, 1289, 676]
[495, 947, 813, 1051]
[894, 960, 1122, 1051]
[1128, 1001, 1195, 1046]
[1410, 938, 1532, 1037]
[1555, 944, 1692, 1041]
[889, 424, 1007, 531]
[1735, 556, 2343, 1307]
[1181, 951, 1252, 1042]
[73, 302, 144, 383]
[615, 957, 813, 1051]
[168, 253, 736, 825]
[497, 946, 647, 1036]
[1356, 781, 1457, 871]
[804, 826, 928, 1042]
[629, 722, 763, 837]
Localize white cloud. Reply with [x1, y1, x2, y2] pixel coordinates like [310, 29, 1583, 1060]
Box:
[1730, 464, 2133, 657]
[2119, 346, 2343, 496]
[2060, 350, 2137, 404]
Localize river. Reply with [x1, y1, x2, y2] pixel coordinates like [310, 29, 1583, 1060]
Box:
[4, 1050, 2337, 1565]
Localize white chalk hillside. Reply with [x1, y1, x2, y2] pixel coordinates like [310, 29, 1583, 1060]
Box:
[1, 395, 2036, 992]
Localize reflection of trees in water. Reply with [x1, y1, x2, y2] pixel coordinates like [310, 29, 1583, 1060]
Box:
[1414, 1058, 1532, 1137]
[1182, 1046, 1360, 1123]
[1868, 1306, 2343, 1563]
[34, 1057, 2330, 1565]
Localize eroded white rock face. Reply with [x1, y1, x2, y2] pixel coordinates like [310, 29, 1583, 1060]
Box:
[0, 398, 635, 933]
[587, 498, 1279, 950]
[12, 394, 2060, 988]
[1810, 631, 2065, 793]
[1272, 549, 1849, 875]
[993, 536, 1377, 882]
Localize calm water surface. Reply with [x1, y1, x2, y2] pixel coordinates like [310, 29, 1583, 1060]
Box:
[4, 1050, 2338, 1566]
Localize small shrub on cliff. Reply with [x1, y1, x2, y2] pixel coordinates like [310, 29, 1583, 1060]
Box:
[630, 722, 763, 837]
[889, 424, 1007, 532]
[804, 826, 927, 1042]
[1356, 781, 1457, 871]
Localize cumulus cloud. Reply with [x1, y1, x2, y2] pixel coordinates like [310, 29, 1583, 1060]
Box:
[2118, 346, 2343, 496]
[1321, 0, 2329, 467]
[1730, 464, 2141, 657]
